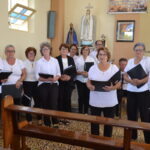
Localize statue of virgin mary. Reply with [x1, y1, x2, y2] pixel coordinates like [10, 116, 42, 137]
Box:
[80, 8, 94, 46]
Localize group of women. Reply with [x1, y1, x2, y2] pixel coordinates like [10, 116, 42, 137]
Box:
[0, 41, 150, 143]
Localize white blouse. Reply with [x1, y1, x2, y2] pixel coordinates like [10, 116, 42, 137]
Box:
[24, 59, 37, 82]
[89, 50, 99, 64]
[124, 56, 150, 92]
[35, 57, 61, 86]
[62, 58, 68, 69]
[68, 53, 78, 65]
[2, 59, 25, 85]
[88, 64, 119, 108]
[76, 55, 95, 83]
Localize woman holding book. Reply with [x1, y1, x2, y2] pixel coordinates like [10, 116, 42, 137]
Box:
[2, 44, 26, 105]
[86, 47, 120, 137]
[56, 44, 76, 116]
[76, 46, 95, 114]
[124, 42, 150, 143]
[35, 42, 61, 127]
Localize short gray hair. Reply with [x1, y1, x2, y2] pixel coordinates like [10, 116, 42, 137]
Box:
[5, 44, 15, 52]
[40, 42, 52, 56]
[133, 42, 145, 51]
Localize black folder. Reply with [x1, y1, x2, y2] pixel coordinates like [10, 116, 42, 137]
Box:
[84, 62, 94, 72]
[109, 70, 121, 85]
[39, 73, 54, 79]
[0, 71, 12, 80]
[63, 65, 76, 75]
[91, 71, 121, 92]
[127, 64, 147, 88]
[91, 80, 111, 92]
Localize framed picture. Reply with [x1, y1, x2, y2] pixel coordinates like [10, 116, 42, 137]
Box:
[108, 0, 147, 14]
[116, 20, 135, 42]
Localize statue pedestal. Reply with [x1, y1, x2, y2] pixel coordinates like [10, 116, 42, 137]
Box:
[81, 40, 93, 46]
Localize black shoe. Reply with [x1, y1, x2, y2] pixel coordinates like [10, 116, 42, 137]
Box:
[59, 120, 64, 125]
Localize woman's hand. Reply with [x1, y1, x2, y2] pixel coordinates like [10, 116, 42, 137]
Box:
[86, 80, 95, 91]
[16, 80, 23, 89]
[39, 77, 48, 82]
[132, 79, 142, 86]
[81, 71, 88, 77]
[103, 81, 121, 91]
[124, 73, 147, 87]
[60, 75, 71, 81]
[103, 83, 114, 91]
[1, 79, 8, 83]
[51, 75, 60, 82]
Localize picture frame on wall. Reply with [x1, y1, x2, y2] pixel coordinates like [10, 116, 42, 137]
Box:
[108, 0, 147, 14]
[116, 20, 135, 42]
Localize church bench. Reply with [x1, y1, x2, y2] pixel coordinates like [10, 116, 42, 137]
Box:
[2, 96, 150, 150]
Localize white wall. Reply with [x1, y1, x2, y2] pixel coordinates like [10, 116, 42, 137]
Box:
[0, 0, 51, 59]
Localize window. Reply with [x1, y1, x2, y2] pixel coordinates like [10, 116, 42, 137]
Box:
[8, 0, 36, 31]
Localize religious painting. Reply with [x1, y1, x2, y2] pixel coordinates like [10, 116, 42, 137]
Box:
[116, 20, 135, 42]
[108, 0, 147, 14]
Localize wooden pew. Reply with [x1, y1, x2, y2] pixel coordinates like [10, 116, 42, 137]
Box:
[2, 96, 150, 150]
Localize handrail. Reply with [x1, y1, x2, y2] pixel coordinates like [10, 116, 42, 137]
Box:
[6, 104, 150, 131]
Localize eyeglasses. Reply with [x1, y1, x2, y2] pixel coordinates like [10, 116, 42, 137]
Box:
[98, 53, 107, 56]
[28, 52, 35, 55]
[134, 49, 144, 52]
[42, 48, 50, 51]
[61, 48, 68, 51]
[71, 48, 77, 50]
[6, 50, 15, 53]
[96, 44, 103, 46]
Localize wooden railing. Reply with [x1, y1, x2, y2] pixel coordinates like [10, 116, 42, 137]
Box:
[2, 96, 150, 150]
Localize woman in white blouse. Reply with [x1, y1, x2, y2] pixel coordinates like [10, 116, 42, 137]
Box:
[68, 44, 79, 64]
[76, 46, 95, 114]
[2, 45, 26, 105]
[23, 47, 38, 124]
[124, 42, 150, 143]
[35, 42, 61, 127]
[87, 47, 120, 137]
